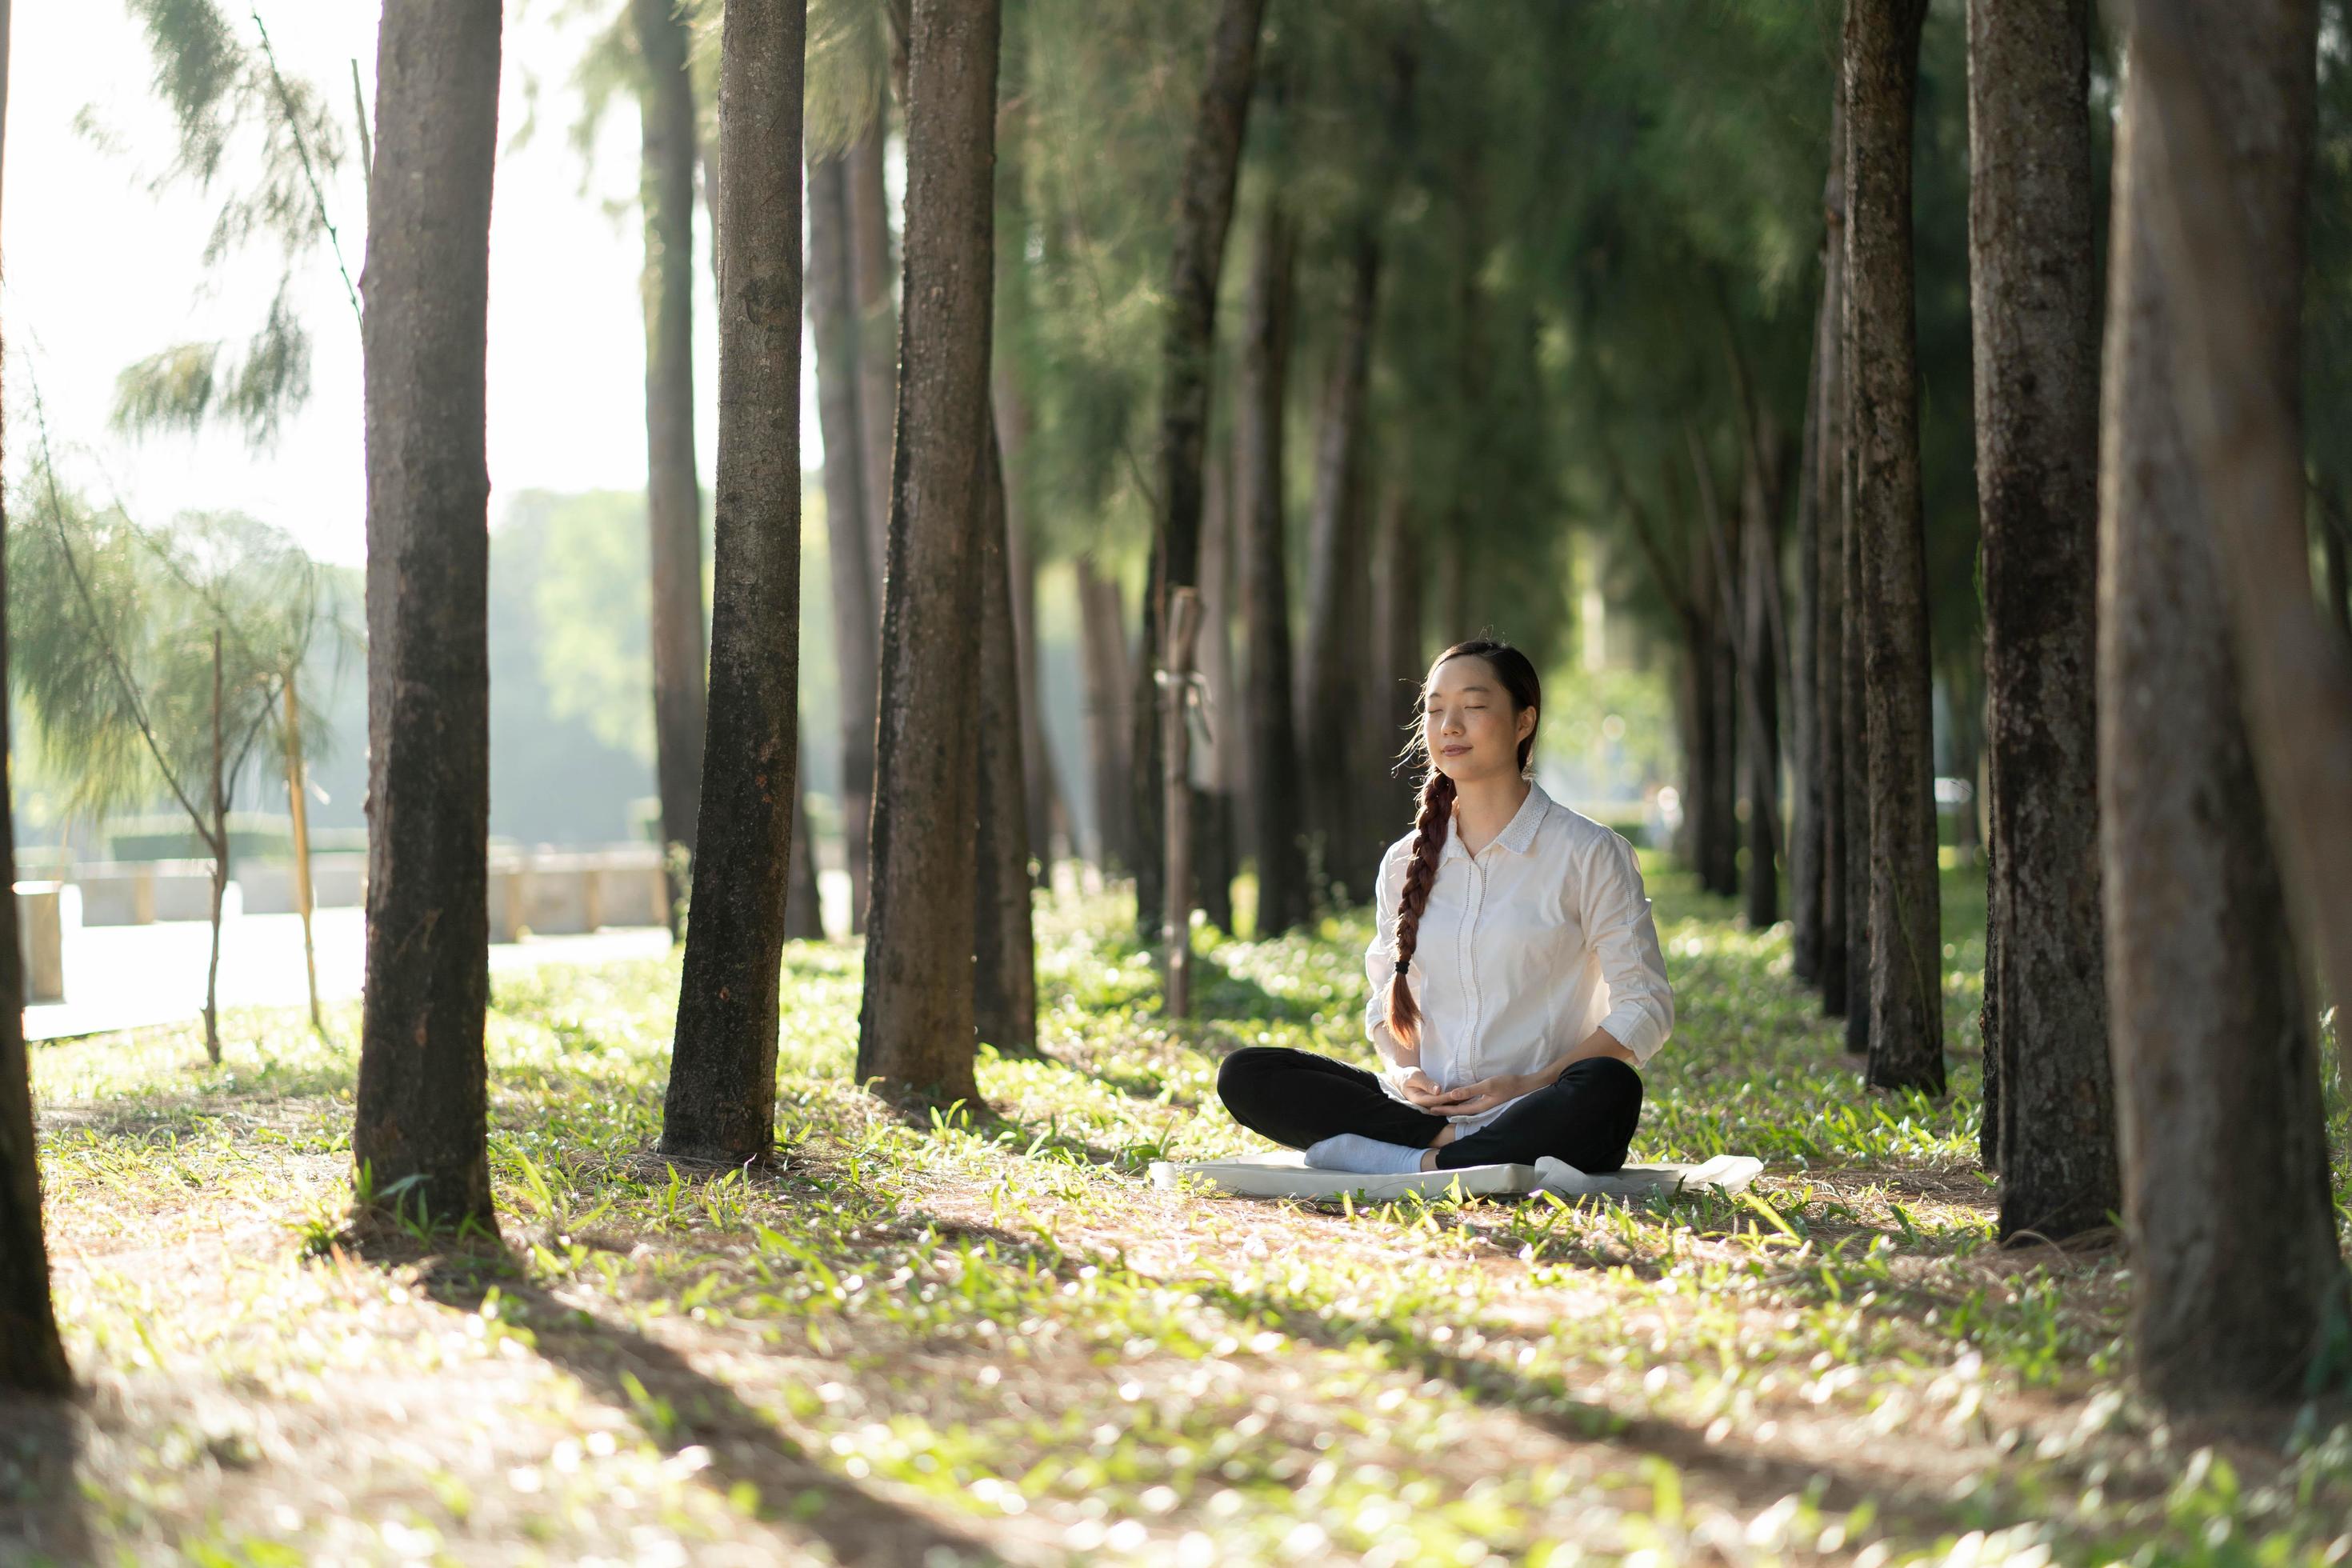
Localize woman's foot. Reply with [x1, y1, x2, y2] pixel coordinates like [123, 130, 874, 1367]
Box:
[1302, 1134, 1430, 1175]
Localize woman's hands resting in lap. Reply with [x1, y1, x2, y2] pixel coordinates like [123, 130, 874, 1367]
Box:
[1393, 1069, 1545, 1118]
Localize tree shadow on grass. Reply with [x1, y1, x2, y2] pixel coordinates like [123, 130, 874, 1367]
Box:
[0, 1395, 95, 1566]
[358, 1234, 1021, 1568]
[1198, 1276, 2010, 1549]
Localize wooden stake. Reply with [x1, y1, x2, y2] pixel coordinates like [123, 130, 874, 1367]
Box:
[284, 677, 323, 1038]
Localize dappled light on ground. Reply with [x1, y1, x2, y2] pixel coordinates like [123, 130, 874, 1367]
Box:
[12, 862, 2351, 1564]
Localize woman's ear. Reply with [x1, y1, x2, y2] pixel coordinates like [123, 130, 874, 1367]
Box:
[1518, 706, 1538, 743]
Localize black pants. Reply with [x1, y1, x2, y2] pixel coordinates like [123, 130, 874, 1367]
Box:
[1215, 1046, 1644, 1173]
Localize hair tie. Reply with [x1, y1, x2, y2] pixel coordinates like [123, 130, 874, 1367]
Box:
[1393, 958, 1408, 978]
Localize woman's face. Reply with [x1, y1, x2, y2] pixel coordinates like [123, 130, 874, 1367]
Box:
[1422, 656, 1535, 783]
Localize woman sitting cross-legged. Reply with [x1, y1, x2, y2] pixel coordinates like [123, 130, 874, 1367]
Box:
[1218, 638, 1674, 1176]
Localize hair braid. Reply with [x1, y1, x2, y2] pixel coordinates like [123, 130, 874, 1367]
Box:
[1384, 766, 1457, 1050]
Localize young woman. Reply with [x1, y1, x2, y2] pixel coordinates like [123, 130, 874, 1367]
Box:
[1217, 638, 1674, 1175]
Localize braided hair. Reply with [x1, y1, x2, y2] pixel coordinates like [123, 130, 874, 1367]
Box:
[1383, 639, 1542, 1050]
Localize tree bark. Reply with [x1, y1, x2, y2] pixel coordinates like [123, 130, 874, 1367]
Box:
[354, 0, 501, 1229]
[2098, 0, 2342, 1409]
[661, 0, 806, 1165]
[995, 375, 1062, 885]
[856, 0, 1001, 1107]
[786, 766, 825, 940]
[634, 0, 709, 915]
[807, 150, 879, 934]
[1846, 0, 1942, 1094]
[0, 108, 72, 1379]
[1130, 0, 1266, 942]
[1368, 479, 1423, 845]
[1298, 235, 1380, 903]
[1967, 0, 2112, 1201]
[1739, 437, 1782, 930]
[1195, 434, 1239, 934]
[849, 110, 898, 598]
[1790, 293, 1826, 983]
[1075, 553, 1136, 871]
[1815, 98, 1850, 1019]
[1239, 203, 1309, 936]
[1966, 0, 2117, 1203]
[974, 432, 1037, 1053]
[2130, 0, 2352, 1088]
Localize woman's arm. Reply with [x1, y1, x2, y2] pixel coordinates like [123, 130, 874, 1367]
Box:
[1362, 839, 1418, 1070]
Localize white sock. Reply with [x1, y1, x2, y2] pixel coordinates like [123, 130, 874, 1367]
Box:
[1303, 1134, 1431, 1174]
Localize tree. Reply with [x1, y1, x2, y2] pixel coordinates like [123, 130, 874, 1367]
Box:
[856, 0, 1002, 1106]
[2098, 0, 2344, 1410]
[1127, 0, 1266, 942]
[353, 0, 502, 1230]
[107, 0, 360, 447]
[632, 0, 711, 924]
[2126, 0, 2352, 1089]
[1812, 89, 1850, 1024]
[661, 0, 808, 1165]
[849, 110, 898, 599]
[1844, 0, 1942, 1095]
[1237, 197, 1310, 935]
[10, 494, 334, 1066]
[807, 148, 880, 931]
[2107, 0, 2342, 1410]
[974, 434, 1038, 1053]
[1964, 0, 2114, 1236]
[0, 0, 70, 1394]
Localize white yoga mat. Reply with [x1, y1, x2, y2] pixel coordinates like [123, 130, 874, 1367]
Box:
[1148, 1152, 1765, 1203]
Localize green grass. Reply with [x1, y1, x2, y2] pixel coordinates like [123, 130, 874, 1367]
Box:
[10, 856, 2351, 1566]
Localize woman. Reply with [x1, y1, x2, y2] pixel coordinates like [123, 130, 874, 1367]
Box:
[1218, 639, 1674, 1175]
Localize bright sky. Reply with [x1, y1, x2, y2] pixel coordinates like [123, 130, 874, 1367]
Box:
[6, 2, 827, 570]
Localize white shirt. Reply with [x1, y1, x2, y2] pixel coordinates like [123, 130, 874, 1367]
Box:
[1362, 780, 1675, 1134]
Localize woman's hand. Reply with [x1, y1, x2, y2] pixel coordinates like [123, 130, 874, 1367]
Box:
[1392, 1070, 1455, 1110]
[1415, 1070, 1543, 1118]
[1394, 1070, 1543, 1117]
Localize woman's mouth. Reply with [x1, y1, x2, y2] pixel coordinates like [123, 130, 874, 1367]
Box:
[1439, 746, 1470, 758]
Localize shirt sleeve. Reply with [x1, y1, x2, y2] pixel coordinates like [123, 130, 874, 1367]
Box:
[1580, 831, 1675, 1066]
[1363, 838, 1408, 1043]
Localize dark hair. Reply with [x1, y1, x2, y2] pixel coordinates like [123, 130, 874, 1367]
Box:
[1384, 639, 1542, 1051]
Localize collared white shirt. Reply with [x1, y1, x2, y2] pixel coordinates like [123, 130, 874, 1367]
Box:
[1362, 779, 1675, 1134]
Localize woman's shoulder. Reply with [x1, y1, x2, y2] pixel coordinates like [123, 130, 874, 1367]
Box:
[1538, 796, 1642, 865]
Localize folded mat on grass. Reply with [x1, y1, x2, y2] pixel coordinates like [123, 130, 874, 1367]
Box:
[1147, 1153, 1765, 1203]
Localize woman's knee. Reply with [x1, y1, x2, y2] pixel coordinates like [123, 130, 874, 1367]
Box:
[1215, 1046, 1290, 1119]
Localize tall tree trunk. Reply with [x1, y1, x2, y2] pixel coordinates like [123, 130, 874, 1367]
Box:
[1840, 398, 1872, 1053]
[1815, 99, 1850, 1018]
[786, 766, 825, 940]
[1367, 480, 1422, 844]
[1076, 554, 1135, 871]
[1846, 0, 1943, 1094]
[2132, 0, 2352, 1079]
[203, 629, 226, 1064]
[808, 150, 879, 934]
[857, 0, 1002, 1107]
[634, 0, 709, 918]
[1195, 434, 1239, 934]
[1838, 94, 1874, 1058]
[1240, 203, 1309, 936]
[661, 0, 806, 1165]
[1790, 294, 1826, 982]
[0, 17, 71, 1373]
[974, 433, 1038, 1052]
[354, 0, 502, 1229]
[1298, 236, 1379, 904]
[1739, 438, 1782, 930]
[1130, 0, 1267, 943]
[849, 111, 898, 600]
[2099, 0, 2341, 1408]
[996, 375, 1062, 886]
